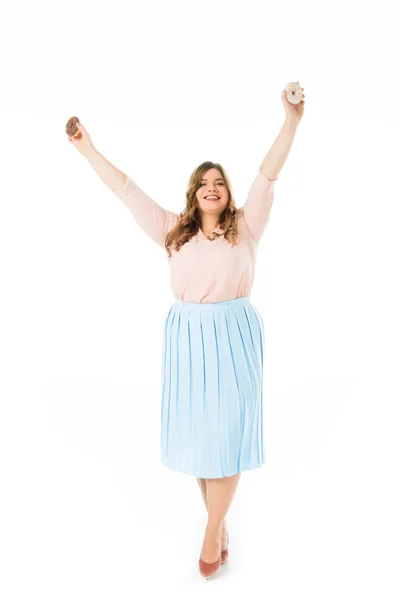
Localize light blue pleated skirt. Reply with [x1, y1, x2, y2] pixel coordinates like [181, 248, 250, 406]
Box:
[160, 296, 266, 478]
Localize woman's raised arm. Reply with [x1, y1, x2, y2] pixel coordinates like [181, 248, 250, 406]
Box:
[110, 172, 179, 248]
[69, 122, 179, 248]
[240, 167, 278, 244]
[241, 116, 299, 243]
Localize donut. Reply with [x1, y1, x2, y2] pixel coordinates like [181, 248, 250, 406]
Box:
[284, 82, 303, 105]
[66, 116, 82, 138]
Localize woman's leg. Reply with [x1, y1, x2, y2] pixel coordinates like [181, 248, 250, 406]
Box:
[197, 477, 229, 553]
[200, 473, 241, 562]
[197, 478, 208, 510]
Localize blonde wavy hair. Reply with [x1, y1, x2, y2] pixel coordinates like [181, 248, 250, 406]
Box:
[165, 161, 240, 259]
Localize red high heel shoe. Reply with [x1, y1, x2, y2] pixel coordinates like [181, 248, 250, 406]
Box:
[221, 531, 229, 565]
[198, 554, 221, 578]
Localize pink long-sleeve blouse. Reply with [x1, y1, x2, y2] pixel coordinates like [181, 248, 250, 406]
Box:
[113, 167, 277, 303]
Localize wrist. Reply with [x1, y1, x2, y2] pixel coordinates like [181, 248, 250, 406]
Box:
[285, 117, 299, 128]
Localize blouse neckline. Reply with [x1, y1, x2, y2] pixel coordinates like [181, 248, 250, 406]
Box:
[198, 225, 224, 241]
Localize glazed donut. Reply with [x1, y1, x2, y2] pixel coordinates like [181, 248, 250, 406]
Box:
[284, 82, 303, 105]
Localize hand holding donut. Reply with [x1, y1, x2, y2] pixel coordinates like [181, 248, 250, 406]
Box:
[66, 116, 95, 156]
[282, 82, 305, 125]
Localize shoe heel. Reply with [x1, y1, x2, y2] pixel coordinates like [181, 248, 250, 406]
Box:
[221, 531, 229, 565]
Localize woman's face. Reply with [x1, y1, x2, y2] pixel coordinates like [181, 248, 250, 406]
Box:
[195, 168, 229, 215]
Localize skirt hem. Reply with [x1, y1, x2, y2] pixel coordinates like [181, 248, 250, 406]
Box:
[160, 458, 265, 479]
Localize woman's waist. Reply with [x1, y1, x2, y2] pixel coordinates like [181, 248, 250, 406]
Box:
[173, 295, 251, 311]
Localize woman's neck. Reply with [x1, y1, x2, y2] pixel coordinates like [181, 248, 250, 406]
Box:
[200, 215, 219, 235]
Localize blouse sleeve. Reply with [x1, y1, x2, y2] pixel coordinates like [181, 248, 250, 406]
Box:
[240, 167, 278, 243]
[112, 175, 179, 248]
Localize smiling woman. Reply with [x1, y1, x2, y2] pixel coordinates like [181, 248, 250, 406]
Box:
[68, 98, 302, 576]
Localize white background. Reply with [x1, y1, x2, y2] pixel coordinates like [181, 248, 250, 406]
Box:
[1, 0, 399, 597]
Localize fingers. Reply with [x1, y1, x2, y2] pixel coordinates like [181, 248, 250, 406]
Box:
[70, 121, 85, 142]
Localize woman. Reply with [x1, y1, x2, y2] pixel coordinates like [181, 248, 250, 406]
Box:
[67, 86, 305, 578]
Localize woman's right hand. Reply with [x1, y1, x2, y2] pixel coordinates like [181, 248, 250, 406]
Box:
[67, 121, 95, 156]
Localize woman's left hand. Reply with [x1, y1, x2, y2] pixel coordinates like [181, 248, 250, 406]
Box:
[282, 84, 305, 125]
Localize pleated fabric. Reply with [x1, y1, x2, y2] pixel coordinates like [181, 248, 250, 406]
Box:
[160, 296, 266, 478]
